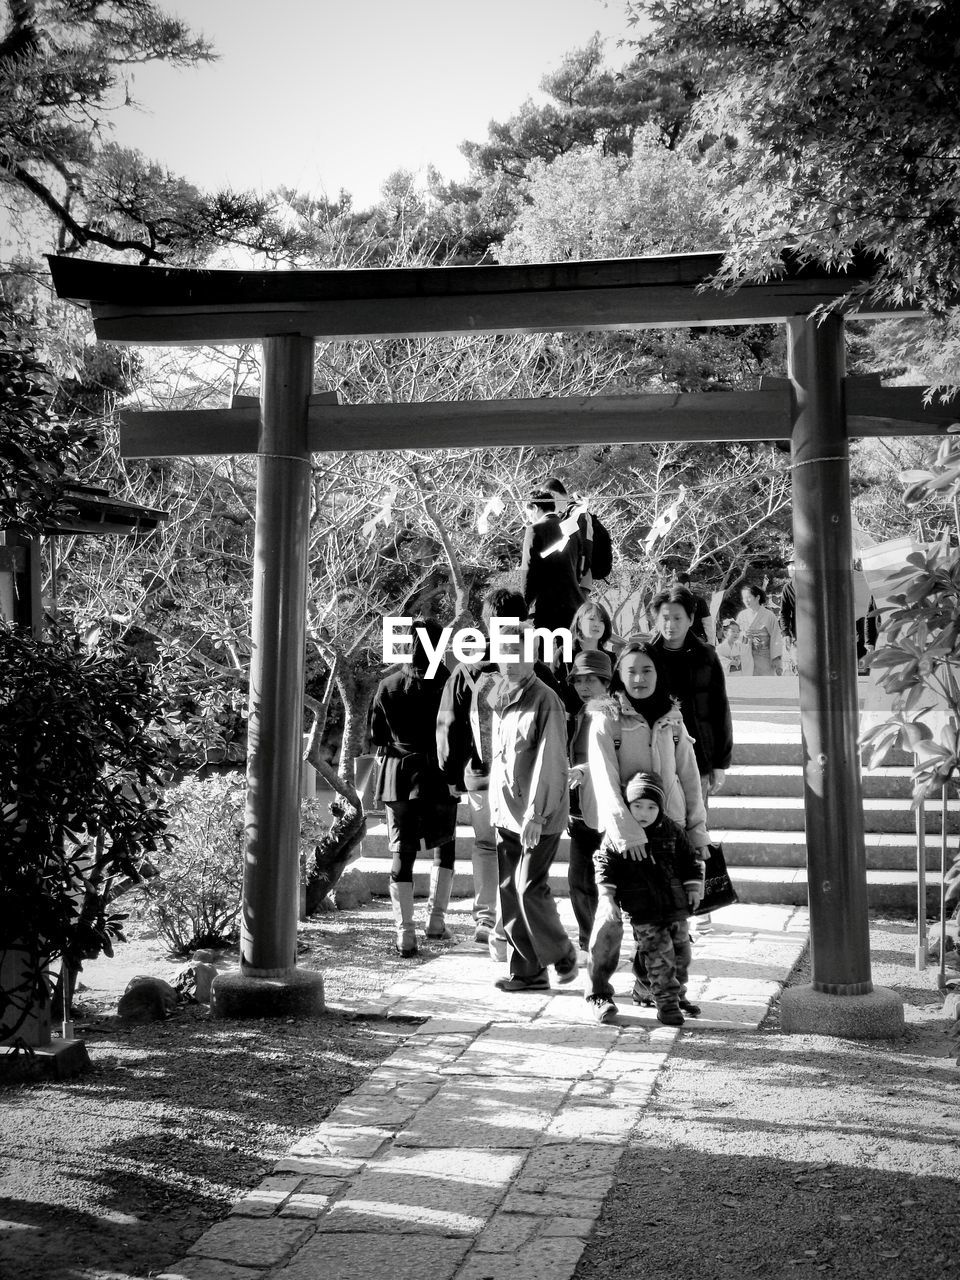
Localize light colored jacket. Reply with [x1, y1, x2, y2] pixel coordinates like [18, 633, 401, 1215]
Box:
[488, 673, 569, 836]
[583, 692, 709, 853]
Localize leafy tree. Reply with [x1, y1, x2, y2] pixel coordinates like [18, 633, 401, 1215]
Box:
[0, 624, 169, 1040]
[631, 0, 960, 310]
[0, 322, 89, 533]
[0, 0, 279, 261]
[496, 129, 724, 262]
[461, 34, 705, 182]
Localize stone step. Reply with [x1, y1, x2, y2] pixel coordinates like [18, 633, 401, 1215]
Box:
[357, 823, 944, 872]
[723, 764, 917, 800]
[730, 739, 914, 769]
[351, 856, 943, 914]
[709, 794, 960, 834]
[425, 790, 937, 826]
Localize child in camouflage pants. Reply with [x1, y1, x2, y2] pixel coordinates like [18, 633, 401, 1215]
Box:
[585, 770, 704, 1026]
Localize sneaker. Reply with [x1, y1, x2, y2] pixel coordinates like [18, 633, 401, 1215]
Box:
[495, 973, 550, 992]
[554, 946, 579, 986]
[656, 1005, 685, 1027]
[631, 982, 655, 1008]
[473, 923, 491, 945]
[586, 994, 619, 1025]
[678, 997, 701, 1017]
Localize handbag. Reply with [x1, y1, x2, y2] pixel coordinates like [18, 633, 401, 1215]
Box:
[694, 842, 739, 915]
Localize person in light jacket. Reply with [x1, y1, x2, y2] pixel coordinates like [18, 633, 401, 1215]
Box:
[488, 622, 579, 993]
[583, 638, 710, 1006]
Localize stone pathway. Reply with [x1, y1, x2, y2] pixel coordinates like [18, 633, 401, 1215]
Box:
[158, 904, 808, 1280]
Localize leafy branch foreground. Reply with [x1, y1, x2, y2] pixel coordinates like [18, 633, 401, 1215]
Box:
[860, 437, 960, 922]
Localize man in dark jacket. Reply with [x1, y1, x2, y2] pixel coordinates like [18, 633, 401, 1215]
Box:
[647, 586, 733, 801]
[519, 489, 584, 632]
[371, 620, 458, 957]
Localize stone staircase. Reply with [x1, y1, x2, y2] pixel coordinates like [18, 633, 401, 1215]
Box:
[353, 676, 953, 911]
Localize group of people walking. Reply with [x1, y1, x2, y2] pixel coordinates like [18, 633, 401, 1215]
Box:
[369, 483, 734, 1027]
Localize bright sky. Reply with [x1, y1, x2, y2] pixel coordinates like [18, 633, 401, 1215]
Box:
[109, 0, 638, 209]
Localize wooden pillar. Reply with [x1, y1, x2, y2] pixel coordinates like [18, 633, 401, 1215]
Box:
[0, 529, 42, 634]
[787, 315, 873, 993]
[241, 335, 314, 975]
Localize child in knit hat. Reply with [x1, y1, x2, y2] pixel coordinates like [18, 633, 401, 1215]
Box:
[585, 769, 705, 1026]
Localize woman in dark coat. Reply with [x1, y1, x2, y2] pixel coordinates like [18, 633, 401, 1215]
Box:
[370, 619, 458, 956]
[646, 585, 733, 803]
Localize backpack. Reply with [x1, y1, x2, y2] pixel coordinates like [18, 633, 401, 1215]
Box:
[589, 513, 613, 580]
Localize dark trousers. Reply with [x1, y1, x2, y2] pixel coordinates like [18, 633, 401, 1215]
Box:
[497, 827, 572, 979]
[567, 817, 602, 950]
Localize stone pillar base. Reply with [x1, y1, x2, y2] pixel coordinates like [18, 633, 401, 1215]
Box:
[781, 983, 904, 1038]
[0, 1039, 91, 1080]
[210, 968, 325, 1020]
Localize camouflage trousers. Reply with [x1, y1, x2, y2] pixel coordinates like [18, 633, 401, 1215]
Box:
[587, 894, 691, 1009]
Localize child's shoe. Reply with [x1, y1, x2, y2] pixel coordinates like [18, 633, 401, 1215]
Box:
[631, 981, 655, 1008]
[586, 994, 619, 1024]
[554, 945, 579, 985]
[473, 923, 491, 945]
[678, 997, 701, 1017]
[656, 1002, 685, 1027]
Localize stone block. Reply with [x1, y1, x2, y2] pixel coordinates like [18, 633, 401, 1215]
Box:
[287, 1123, 392, 1159]
[210, 968, 325, 1020]
[448, 1023, 609, 1079]
[188, 1217, 311, 1267]
[456, 1234, 586, 1278]
[397, 1076, 568, 1148]
[280, 1232, 471, 1280]
[781, 983, 905, 1038]
[314, 1146, 521, 1235]
[118, 976, 178, 1021]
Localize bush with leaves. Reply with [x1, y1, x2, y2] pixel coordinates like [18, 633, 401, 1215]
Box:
[0, 624, 170, 1040]
[139, 775, 333, 954]
[137, 773, 246, 956]
[0, 327, 90, 534]
[860, 436, 960, 920]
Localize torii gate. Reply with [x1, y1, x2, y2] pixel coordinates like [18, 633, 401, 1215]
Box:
[49, 250, 956, 1035]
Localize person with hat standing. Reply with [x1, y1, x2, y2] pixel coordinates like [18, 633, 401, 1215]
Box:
[583, 638, 710, 1011]
[519, 489, 585, 633]
[586, 769, 705, 1026]
[565, 647, 613, 952]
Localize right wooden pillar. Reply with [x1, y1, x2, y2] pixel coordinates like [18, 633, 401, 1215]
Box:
[782, 315, 903, 1035]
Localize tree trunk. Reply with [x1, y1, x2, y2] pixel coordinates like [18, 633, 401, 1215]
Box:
[301, 673, 375, 913]
[337, 675, 375, 784]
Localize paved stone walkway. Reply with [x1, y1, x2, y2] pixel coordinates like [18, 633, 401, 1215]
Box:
[158, 903, 808, 1280]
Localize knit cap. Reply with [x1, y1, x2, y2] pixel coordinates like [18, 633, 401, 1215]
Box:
[570, 649, 612, 682]
[624, 770, 665, 809]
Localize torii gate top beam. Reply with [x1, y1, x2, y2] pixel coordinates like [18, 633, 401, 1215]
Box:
[47, 250, 920, 347]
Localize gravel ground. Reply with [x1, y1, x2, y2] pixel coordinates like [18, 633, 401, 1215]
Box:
[0, 899, 456, 1280]
[573, 917, 960, 1280]
[2, 905, 957, 1280]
